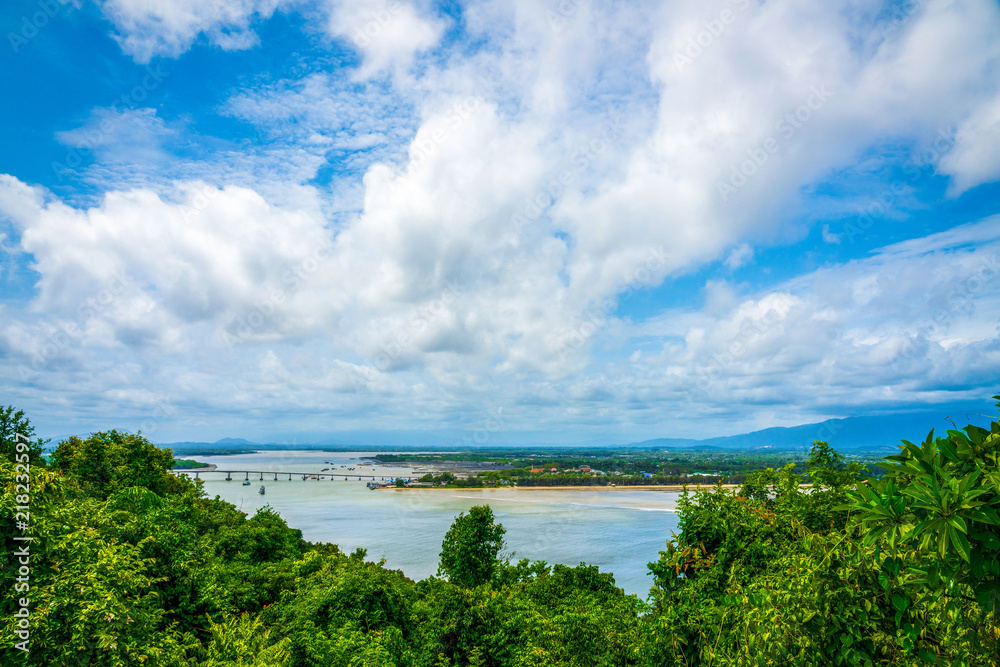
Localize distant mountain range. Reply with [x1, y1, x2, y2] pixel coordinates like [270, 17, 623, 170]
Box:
[626, 414, 941, 453]
[209, 438, 255, 445]
[157, 406, 994, 455]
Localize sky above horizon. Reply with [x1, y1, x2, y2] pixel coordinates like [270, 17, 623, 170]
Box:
[1, 0, 999, 445]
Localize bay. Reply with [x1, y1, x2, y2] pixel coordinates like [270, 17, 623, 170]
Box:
[179, 450, 681, 598]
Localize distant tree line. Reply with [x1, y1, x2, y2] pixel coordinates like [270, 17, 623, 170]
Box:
[171, 459, 211, 470]
[509, 474, 724, 487]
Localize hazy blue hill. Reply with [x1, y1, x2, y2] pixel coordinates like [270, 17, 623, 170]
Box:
[631, 407, 993, 453]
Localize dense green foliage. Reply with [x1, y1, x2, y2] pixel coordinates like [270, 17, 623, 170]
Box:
[52, 430, 181, 499]
[419, 471, 459, 485]
[644, 401, 1000, 666]
[1, 427, 644, 666]
[492, 472, 724, 487]
[391, 449, 881, 488]
[171, 459, 211, 470]
[2, 398, 998, 665]
[0, 405, 48, 467]
[438, 505, 506, 588]
[373, 450, 817, 479]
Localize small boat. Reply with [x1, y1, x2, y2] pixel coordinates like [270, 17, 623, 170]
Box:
[242, 480, 251, 486]
[258, 485, 266, 495]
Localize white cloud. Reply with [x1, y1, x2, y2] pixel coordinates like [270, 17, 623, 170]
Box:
[4, 174, 998, 439]
[564, 0, 1000, 299]
[223, 74, 418, 170]
[0, 176, 331, 333]
[326, 0, 446, 79]
[724, 243, 753, 270]
[822, 224, 841, 244]
[627, 217, 1000, 420]
[98, 0, 287, 62]
[940, 92, 1000, 194]
[5, 0, 1000, 440]
[55, 107, 174, 166]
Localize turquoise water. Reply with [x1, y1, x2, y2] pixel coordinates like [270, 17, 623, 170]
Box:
[180, 450, 680, 598]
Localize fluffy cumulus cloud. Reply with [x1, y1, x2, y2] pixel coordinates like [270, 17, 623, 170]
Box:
[940, 92, 1000, 195]
[98, 0, 290, 61]
[628, 219, 1000, 424]
[326, 0, 447, 79]
[2, 0, 1000, 441]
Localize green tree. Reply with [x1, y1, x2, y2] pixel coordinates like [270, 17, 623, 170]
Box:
[438, 505, 506, 588]
[0, 404, 48, 465]
[0, 459, 190, 666]
[215, 506, 308, 564]
[51, 430, 178, 498]
[842, 398, 1000, 663]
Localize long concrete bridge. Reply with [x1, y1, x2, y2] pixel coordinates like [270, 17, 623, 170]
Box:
[178, 469, 393, 482]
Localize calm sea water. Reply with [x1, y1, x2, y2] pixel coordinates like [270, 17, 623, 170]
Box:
[179, 450, 680, 598]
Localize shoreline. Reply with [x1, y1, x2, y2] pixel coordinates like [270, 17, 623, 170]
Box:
[381, 483, 740, 492]
[172, 464, 218, 472]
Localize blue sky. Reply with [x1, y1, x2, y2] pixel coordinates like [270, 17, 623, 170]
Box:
[1, 0, 999, 445]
